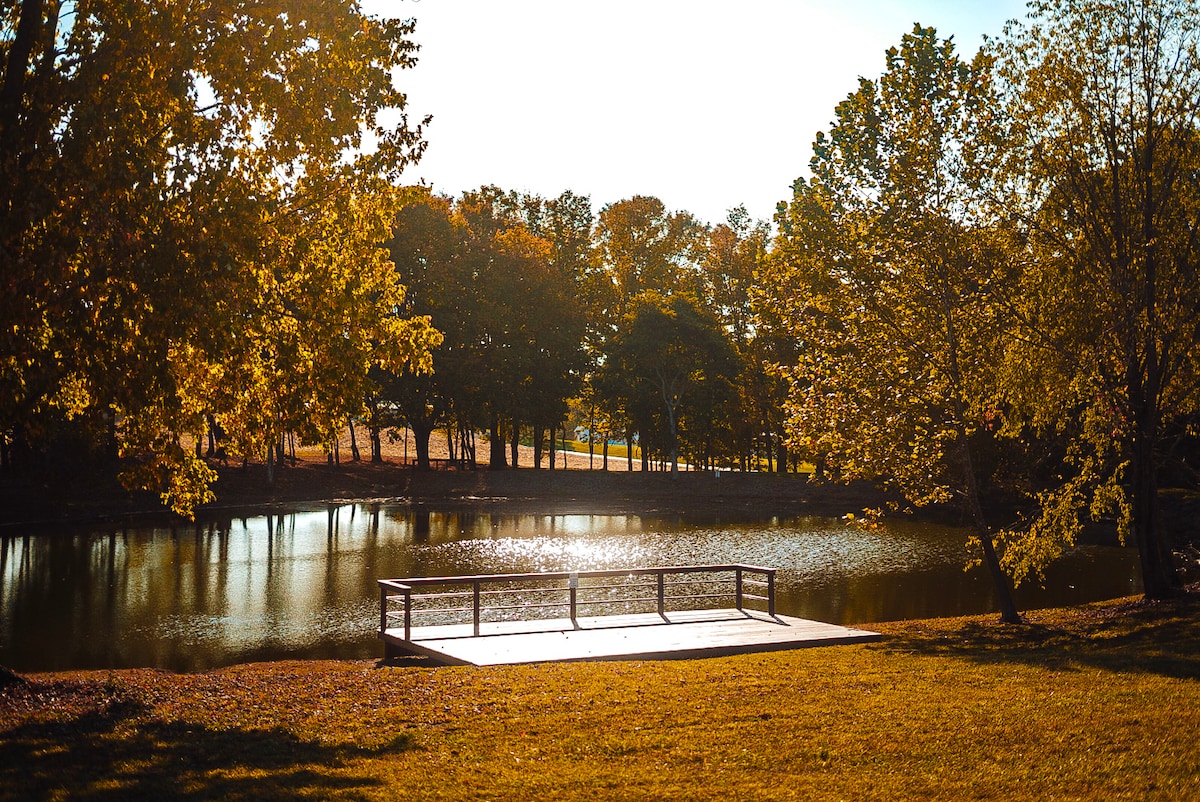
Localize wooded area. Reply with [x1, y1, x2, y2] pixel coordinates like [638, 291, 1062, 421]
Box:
[2, 0, 1199, 604]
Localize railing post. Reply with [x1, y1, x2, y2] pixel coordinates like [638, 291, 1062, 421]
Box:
[657, 571, 665, 616]
[473, 580, 481, 636]
[735, 567, 744, 610]
[404, 587, 412, 641]
[767, 570, 776, 617]
[569, 572, 578, 624]
[379, 584, 388, 636]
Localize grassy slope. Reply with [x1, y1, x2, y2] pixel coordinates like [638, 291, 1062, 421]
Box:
[2, 595, 1198, 801]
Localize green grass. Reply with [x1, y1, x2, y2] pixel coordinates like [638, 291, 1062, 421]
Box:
[2, 595, 1199, 800]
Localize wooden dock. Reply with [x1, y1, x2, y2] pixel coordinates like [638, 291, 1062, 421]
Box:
[377, 566, 880, 666]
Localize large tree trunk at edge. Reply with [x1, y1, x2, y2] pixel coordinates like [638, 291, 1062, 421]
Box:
[1130, 430, 1181, 599]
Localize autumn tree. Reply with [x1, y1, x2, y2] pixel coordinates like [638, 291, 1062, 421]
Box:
[593, 196, 708, 319]
[591, 196, 711, 465]
[453, 186, 587, 468]
[383, 187, 585, 470]
[766, 25, 1022, 621]
[703, 206, 788, 471]
[382, 191, 472, 470]
[986, 0, 1200, 598]
[0, 1, 439, 514]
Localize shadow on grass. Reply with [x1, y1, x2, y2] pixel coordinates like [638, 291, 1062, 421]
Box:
[874, 593, 1200, 680]
[0, 690, 415, 801]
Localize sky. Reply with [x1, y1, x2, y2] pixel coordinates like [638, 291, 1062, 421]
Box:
[363, 0, 1031, 227]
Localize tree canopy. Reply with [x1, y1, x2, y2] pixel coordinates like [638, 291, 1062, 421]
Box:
[0, 0, 439, 515]
[982, 0, 1200, 598]
[765, 24, 1021, 621]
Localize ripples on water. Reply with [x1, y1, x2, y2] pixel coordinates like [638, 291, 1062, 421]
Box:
[0, 505, 1140, 671]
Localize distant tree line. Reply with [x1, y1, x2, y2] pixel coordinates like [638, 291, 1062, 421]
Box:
[375, 187, 781, 478]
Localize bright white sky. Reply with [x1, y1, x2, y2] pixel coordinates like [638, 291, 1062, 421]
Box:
[363, 0, 1030, 227]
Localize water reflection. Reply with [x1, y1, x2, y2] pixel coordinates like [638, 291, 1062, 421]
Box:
[0, 505, 1142, 672]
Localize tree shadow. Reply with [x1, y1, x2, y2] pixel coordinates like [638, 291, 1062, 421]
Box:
[873, 594, 1200, 680]
[0, 688, 415, 801]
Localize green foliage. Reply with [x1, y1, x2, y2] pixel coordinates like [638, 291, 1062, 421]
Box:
[764, 2, 1200, 600]
[601, 292, 738, 473]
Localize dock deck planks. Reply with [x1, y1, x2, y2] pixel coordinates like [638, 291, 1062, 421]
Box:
[381, 607, 880, 666]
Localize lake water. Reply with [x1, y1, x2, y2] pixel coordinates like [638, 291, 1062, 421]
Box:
[0, 504, 1142, 672]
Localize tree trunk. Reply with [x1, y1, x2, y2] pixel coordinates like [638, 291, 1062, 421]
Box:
[411, 420, 434, 471]
[957, 424, 1020, 624]
[0, 0, 46, 160]
[370, 423, 382, 463]
[533, 425, 544, 469]
[348, 420, 361, 462]
[489, 412, 506, 469]
[602, 437, 609, 471]
[1130, 428, 1180, 598]
[549, 424, 556, 470]
[510, 419, 519, 468]
[465, 425, 477, 467]
[626, 433, 633, 471]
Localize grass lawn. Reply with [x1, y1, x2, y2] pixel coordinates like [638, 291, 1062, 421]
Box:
[2, 595, 1198, 801]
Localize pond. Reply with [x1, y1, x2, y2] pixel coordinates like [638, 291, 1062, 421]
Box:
[0, 504, 1142, 672]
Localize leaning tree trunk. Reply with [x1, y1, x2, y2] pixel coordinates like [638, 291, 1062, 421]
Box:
[957, 433, 1021, 624]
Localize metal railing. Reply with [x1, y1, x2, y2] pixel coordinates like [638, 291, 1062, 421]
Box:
[378, 564, 776, 641]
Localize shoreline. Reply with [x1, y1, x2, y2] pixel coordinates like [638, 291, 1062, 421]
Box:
[0, 460, 901, 530]
[2, 594, 1198, 800]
